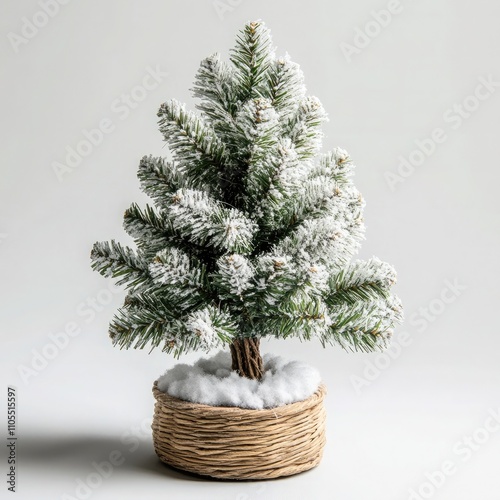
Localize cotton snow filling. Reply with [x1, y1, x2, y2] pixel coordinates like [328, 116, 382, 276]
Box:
[157, 351, 322, 410]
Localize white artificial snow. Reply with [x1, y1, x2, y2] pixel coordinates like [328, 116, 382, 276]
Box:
[149, 248, 193, 285]
[216, 254, 254, 296]
[304, 264, 329, 292]
[344, 257, 397, 289]
[185, 308, 220, 350]
[252, 254, 297, 303]
[236, 98, 279, 142]
[331, 147, 350, 165]
[273, 53, 306, 119]
[157, 351, 322, 410]
[289, 96, 327, 156]
[278, 159, 308, 190]
[222, 212, 257, 250]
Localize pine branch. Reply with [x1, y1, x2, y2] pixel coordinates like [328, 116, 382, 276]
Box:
[90, 241, 149, 291]
[244, 254, 298, 313]
[247, 258, 332, 339]
[252, 293, 332, 341]
[192, 54, 244, 199]
[322, 296, 403, 352]
[213, 254, 254, 302]
[254, 148, 358, 241]
[284, 96, 327, 160]
[230, 21, 275, 100]
[274, 149, 357, 228]
[137, 155, 187, 209]
[262, 54, 306, 119]
[272, 183, 365, 268]
[192, 54, 241, 180]
[234, 98, 279, 153]
[285, 174, 334, 221]
[181, 306, 237, 351]
[260, 171, 335, 234]
[109, 293, 178, 351]
[157, 99, 229, 191]
[313, 148, 355, 186]
[149, 247, 213, 307]
[326, 258, 397, 307]
[229, 98, 279, 203]
[124, 204, 215, 304]
[110, 296, 236, 356]
[192, 53, 239, 127]
[246, 138, 301, 220]
[193, 62, 281, 206]
[122, 202, 171, 260]
[167, 188, 257, 254]
[122, 202, 219, 267]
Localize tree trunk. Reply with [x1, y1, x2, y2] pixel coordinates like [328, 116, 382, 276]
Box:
[230, 337, 263, 380]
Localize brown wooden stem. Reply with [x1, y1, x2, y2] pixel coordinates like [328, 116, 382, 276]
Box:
[230, 337, 263, 380]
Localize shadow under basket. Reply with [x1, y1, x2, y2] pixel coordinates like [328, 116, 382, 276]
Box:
[151, 381, 327, 480]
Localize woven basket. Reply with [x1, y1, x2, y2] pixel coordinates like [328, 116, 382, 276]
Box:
[151, 381, 327, 480]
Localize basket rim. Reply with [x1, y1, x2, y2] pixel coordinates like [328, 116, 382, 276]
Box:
[152, 380, 326, 416]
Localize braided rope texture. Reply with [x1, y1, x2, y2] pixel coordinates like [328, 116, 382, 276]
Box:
[152, 381, 327, 479]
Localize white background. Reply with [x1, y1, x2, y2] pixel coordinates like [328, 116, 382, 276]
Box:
[1, 1, 499, 499]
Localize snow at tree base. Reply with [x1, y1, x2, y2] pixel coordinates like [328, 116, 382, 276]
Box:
[91, 21, 403, 384]
[157, 351, 321, 409]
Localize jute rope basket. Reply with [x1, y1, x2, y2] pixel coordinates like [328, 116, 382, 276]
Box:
[152, 382, 327, 480]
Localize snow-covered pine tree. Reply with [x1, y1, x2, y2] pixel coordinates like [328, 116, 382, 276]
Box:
[91, 21, 403, 380]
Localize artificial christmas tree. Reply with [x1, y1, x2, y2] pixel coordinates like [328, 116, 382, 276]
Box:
[91, 21, 402, 479]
